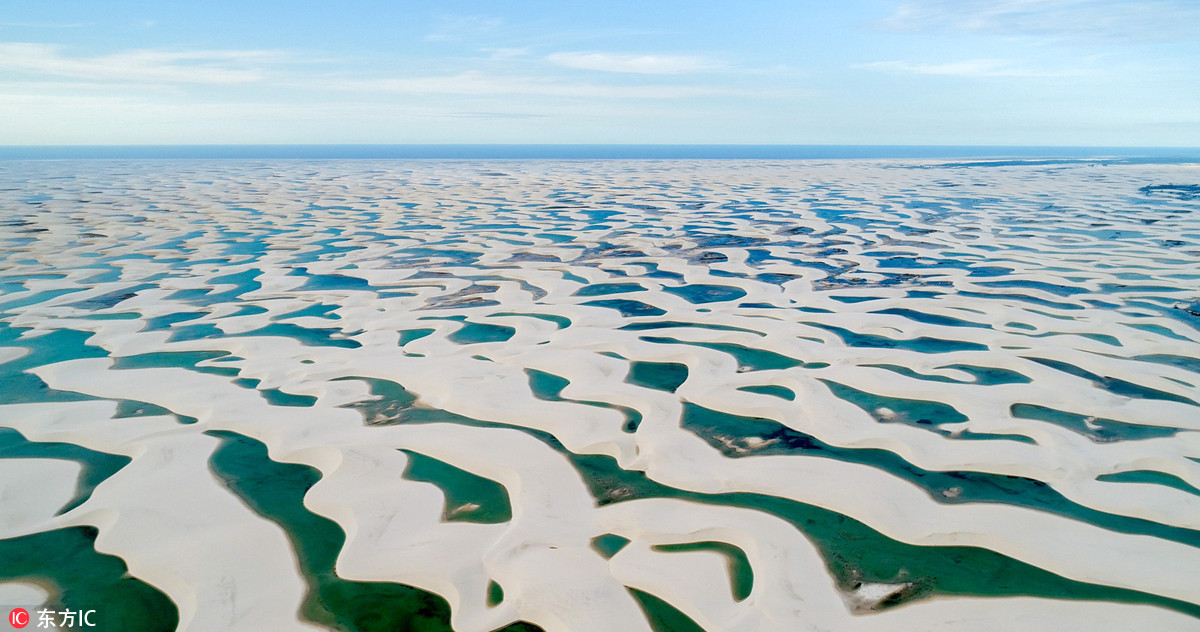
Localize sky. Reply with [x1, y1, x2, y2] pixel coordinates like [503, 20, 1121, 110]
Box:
[1, 0, 1199, 146]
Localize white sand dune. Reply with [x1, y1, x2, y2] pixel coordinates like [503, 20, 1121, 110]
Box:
[0, 158, 1198, 631]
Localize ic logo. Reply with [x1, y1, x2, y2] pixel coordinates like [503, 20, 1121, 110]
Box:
[8, 608, 29, 629]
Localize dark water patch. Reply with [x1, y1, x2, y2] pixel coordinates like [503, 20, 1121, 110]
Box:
[638, 336, 827, 371]
[281, 302, 342, 320]
[1140, 184, 1200, 199]
[67, 284, 156, 310]
[755, 272, 802, 286]
[967, 265, 1015, 277]
[505, 252, 561, 263]
[290, 267, 374, 292]
[1097, 471, 1200, 497]
[626, 361, 688, 393]
[142, 311, 205, 331]
[560, 270, 590, 284]
[228, 304, 269, 317]
[166, 321, 225, 342]
[304, 238, 369, 259]
[1134, 354, 1200, 375]
[1025, 357, 1197, 406]
[112, 350, 237, 376]
[579, 244, 646, 259]
[932, 158, 1110, 168]
[202, 269, 264, 303]
[113, 399, 177, 420]
[1035, 331, 1123, 347]
[1166, 301, 1200, 328]
[525, 369, 642, 432]
[629, 588, 706, 632]
[424, 283, 501, 309]
[489, 312, 571, 329]
[0, 325, 109, 404]
[691, 250, 728, 264]
[574, 283, 647, 297]
[807, 323, 988, 353]
[220, 238, 269, 258]
[76, 266, 133, 285]
[958, 290, 1085, 311]
[1011, 403, 1180, 442]
[681, 404, 1199, 547]
[871, 308, 990, 329]
[644, 267, 686, 281]
[448, 322, 515, 344]
[937, 363, 1033, 385]
[954, 430, 1037, 444]
[693, 233, 772, 250]
[863, 364, 962, 384]
[618, 321, 764, 336]
[591, 534, 631, 559]
[336, 377, 420, 426]
[865, 364, 1031, 386]
[537, 232, 576, 243]
[820, 380, 968, 428]
[653, 541, 753, 601]
[737, 385, 795, 400]
[582, 299, 667, 317]
[230, 322, 363, 348]
[258, 387, 317, 407]
[662, 284, 747, 304]
[487, 580, 504, 607]
[567, 446, 1200, 616]
[425, 296, 502, 310]
[829, 295, 885, 304]
[206, 430, 542, 632]
[873, 255, 927, 270]
[0, 526, 179, 631]
[0, 287, 82, 312]
[0, 427, 131, 514]
[398, 328, 437, 346]
[165, 288, 218, 303]
[400, 449, 513, 523]
[1124, 322, 1195, 342]
[1099, 282, 1189, 296]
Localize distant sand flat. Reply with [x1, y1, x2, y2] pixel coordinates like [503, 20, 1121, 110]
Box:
[1, 158, 1198, 631]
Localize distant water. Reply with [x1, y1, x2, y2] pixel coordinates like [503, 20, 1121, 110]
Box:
[1, 144, 1199, 161]
[1, 157, 1199, 631]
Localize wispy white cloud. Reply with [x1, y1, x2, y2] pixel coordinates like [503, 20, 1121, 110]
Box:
[858, 58, 1078, 77]
[0, 42, 740, 103]
[333, 71, 730, 99]
[480, 47, 531, 60]
[0, 21, 86, 28]
[880, 0, 1200, 42]
[0, 43, 277, 84]
[417, 111, 550, 120]
[545, 52, 720, 75]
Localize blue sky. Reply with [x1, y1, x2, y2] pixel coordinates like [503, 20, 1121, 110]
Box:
[1, 0, 1199, 145]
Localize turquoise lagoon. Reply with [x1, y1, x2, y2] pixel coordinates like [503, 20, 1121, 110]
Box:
[1, 155, 1199, 631]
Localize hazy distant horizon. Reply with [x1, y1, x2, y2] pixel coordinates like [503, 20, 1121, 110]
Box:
[3, 144, 1200, 161]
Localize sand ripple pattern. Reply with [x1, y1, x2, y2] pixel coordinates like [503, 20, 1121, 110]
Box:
[1, 159, 1199, 631]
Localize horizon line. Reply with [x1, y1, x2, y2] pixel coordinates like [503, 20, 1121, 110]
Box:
[3, 144, 1199, 161]
[5, 143, 1200, 148]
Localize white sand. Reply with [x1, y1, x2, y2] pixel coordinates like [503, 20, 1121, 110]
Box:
[1, 158, 1198, 631]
